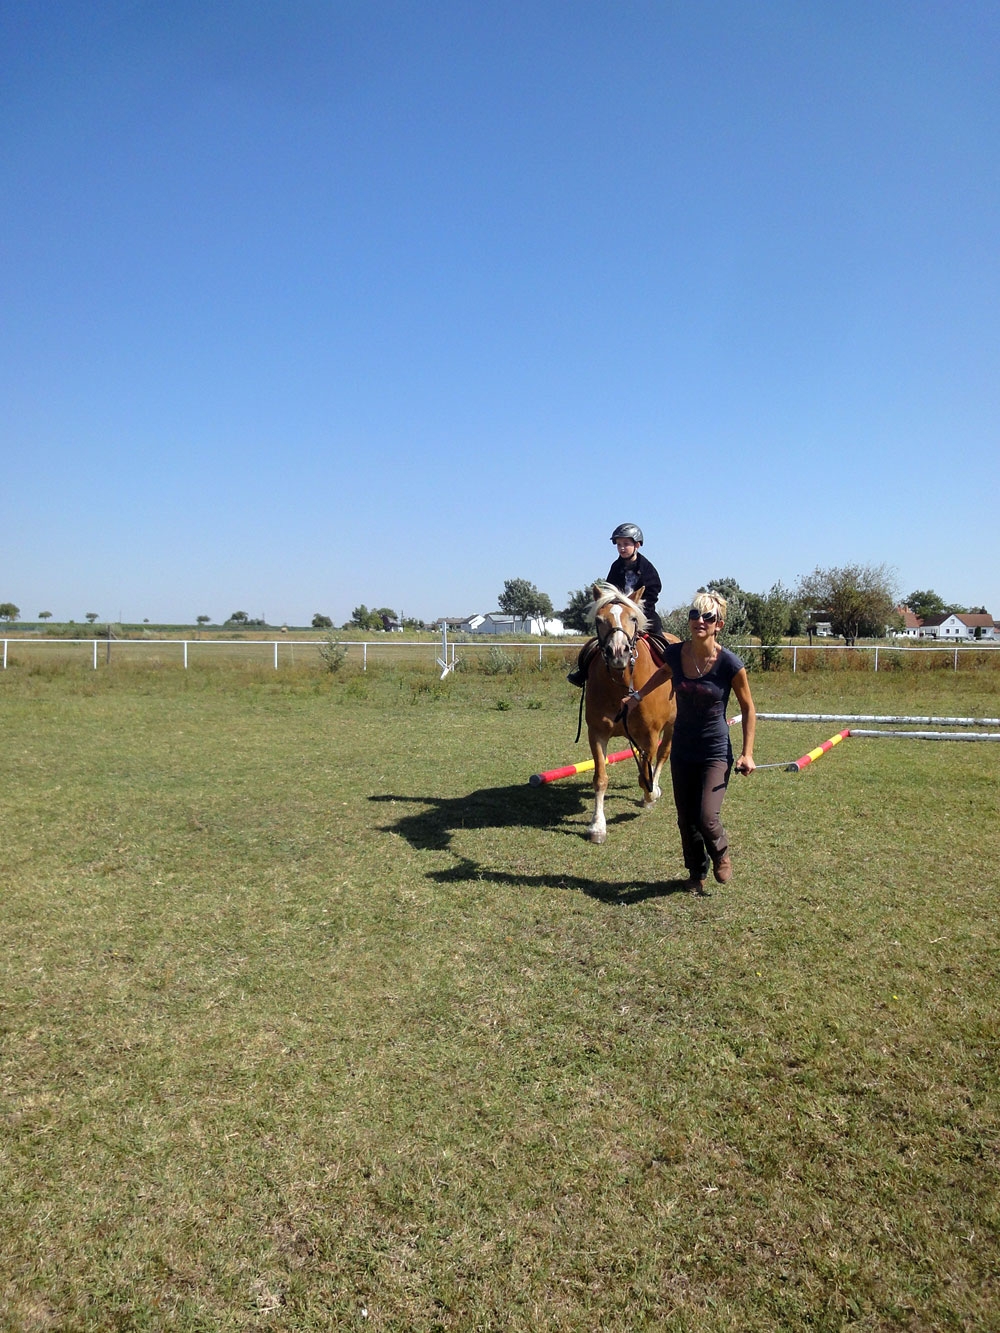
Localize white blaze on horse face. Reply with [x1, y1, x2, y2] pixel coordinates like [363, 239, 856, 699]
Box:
[604, 603, 636, 667]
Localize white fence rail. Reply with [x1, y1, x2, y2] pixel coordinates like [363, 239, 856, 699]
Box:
[2, 637, 998, 672]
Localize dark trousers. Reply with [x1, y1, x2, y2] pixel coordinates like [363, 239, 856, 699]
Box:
[670, 755, 731, 878]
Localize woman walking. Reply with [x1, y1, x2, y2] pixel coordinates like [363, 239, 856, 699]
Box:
[624, 589, 756, 892]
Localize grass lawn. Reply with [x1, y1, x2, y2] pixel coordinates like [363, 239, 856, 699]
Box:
[1, 659, 998, 1330]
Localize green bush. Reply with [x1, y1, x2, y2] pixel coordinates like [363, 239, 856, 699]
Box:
[481, 645, 518, 676]
[318, 633, 347, 673]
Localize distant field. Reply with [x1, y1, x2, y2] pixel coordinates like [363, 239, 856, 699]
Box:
[1, 662, 998, 1330]
[4, 625, 997, 681]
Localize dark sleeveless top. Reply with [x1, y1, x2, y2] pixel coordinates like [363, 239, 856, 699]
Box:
[663, 643, 744, 763]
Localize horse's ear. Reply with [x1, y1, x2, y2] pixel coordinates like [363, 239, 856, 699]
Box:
[591, 583, 603, 600]
[633, 586, 645, 606]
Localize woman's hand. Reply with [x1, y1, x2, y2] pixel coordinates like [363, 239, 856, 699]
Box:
[735, 754, 755, 775]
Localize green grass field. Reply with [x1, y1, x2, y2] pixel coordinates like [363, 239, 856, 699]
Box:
[1, 660, 998, 1330]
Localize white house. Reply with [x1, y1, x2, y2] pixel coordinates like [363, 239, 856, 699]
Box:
[468, 612, 576, 636]
[918, 612, 996, 641]
[435, 616, 481, 633]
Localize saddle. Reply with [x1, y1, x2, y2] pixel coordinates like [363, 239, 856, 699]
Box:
[642, 632, 670, 669]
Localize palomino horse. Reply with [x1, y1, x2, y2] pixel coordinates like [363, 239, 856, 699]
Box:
[583, 582, 678, 843]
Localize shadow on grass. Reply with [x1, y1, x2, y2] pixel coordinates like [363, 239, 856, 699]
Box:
[428, 857, 693, 905]
[370, 783, 691, 904]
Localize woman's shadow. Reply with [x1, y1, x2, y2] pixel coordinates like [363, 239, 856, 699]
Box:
[369, 781, 691, 904]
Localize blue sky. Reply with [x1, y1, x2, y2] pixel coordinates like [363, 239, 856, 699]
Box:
[3, 0, 998, 626]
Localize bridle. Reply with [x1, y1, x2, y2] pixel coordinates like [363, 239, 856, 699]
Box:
[595, 603, 640, 674]
[593, 599, 656, 792]
[575, 602, 642, 744]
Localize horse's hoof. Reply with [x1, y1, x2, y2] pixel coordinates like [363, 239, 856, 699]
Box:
[587, 829, 606, 844]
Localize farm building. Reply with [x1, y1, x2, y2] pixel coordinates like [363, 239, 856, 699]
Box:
[433, 614, 577, 635]
[916, 612, 996, 641]
[464, 612, 576, 635]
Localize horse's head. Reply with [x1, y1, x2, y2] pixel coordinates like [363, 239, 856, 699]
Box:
[589, 581, 648, 672]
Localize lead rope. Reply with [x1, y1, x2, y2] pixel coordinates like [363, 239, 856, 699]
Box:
[604, 637, 652, 791]
[615, 677, 655, 794]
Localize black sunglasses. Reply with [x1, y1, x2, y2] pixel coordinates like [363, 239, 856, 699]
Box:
[688, 609, 718, 623]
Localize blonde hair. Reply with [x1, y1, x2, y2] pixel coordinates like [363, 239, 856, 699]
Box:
[692, 589, 727, 624]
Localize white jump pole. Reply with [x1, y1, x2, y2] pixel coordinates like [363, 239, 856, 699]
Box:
[848, 730, 1000, 742]
[437, 623, 456, 678]
[756, 713, 1000, 727]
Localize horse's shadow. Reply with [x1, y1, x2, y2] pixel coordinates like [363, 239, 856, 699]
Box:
[370, 782, 692, 904]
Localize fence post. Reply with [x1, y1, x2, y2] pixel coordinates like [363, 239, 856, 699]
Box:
[874, 647, 879, 673]
[792, 645, 797, 673]
[93, 640, 98, 670]
[363, 643, 368, 671]
[954, 647, 959, 672]
[274, 641, 279, 670]
[2, 640, 6, 670]
[184, 641, 189, 669]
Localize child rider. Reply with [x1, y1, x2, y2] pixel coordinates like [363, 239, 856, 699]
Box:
[567, 523, 664, 686]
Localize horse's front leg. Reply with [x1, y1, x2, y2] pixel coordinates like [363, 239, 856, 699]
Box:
[586, 734, 609, 843]
[648, 733, 669, 803]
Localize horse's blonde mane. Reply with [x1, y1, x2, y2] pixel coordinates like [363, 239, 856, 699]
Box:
[588, 580, 649, 632]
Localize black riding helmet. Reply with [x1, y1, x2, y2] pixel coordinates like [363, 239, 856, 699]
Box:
[610, 523, 643, 545]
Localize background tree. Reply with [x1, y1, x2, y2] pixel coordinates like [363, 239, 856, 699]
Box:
[559, 587, 596, 634]
[0, 602, 20, 622]
[39, 611, 53, 621]
[904, 589, 947, 621]
[312, 613, 333, 629]
[796, 563, 898, 644]
[659, 603, 692, 639]
[347, 605, 382, 630]
[227, 611, 249, 625]
[85, 612, 99, 624]
[751, 582, 793, 668]
[373, 607, 398, 630]
[498, 578, 553, 625]
[196, 615, 211, 628]
[701, 577, 752, 644]
[755, 582, 793, 640]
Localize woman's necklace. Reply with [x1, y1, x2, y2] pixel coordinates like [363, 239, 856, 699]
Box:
[687, 644, 717, 677]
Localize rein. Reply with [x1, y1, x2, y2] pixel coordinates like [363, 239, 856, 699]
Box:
[576, 602, 656, 791]
[615, 684, 655, 794]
